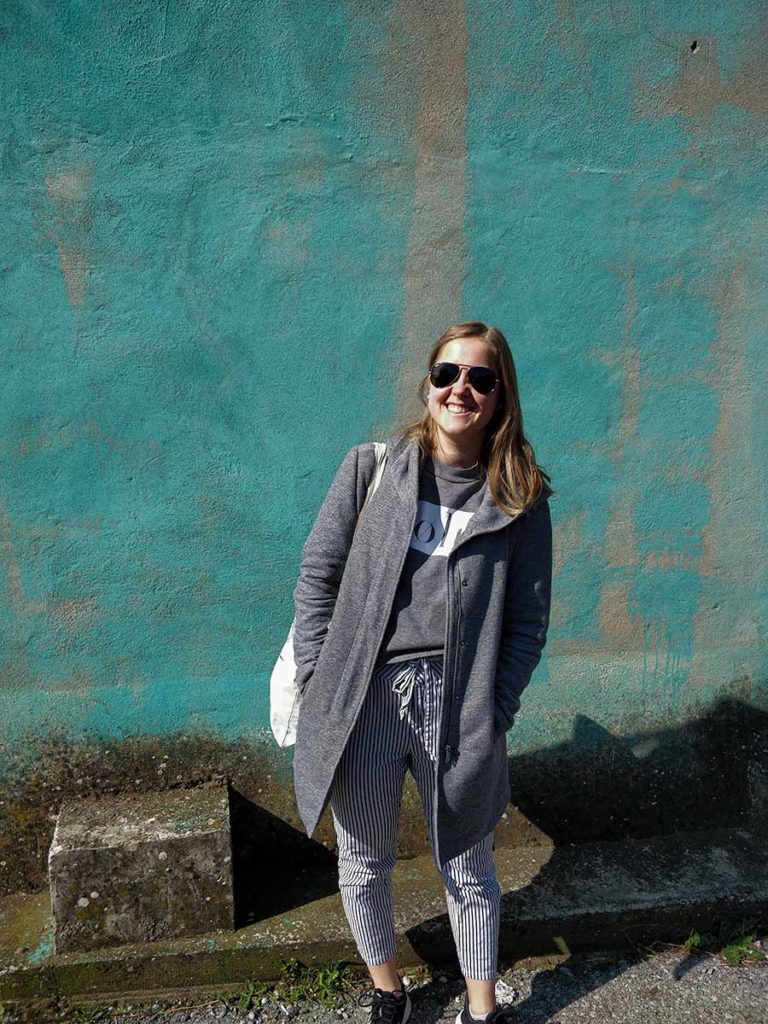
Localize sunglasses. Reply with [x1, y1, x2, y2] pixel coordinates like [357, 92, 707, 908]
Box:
[429, 362, 499, 396]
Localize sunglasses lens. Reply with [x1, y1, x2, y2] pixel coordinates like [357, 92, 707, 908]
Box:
[468, 367, 498, 395]
[429, 362, 498, 394]
[430, 363, 460, 388]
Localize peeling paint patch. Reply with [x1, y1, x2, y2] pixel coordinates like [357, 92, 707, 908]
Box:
[44, 166, 93, 308]
[633, 32, 768, 122]
[26, 936, 53, 965]
[0, 495, 28, 617]
[552, 507, 587, 577]
[395, 0, 468, 421]
[49, 597, 98, 637]
[604, 492, 640, 570]
[689, 254, 765, 686]
[548, 0, 590, 64]
[598, 580, 644, 646]
[699, 268, 750, 579]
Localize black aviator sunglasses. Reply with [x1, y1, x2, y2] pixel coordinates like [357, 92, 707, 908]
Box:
[429, 361, 499, 396]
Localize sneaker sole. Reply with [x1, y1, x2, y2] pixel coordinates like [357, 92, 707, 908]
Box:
[404, 993, 413, 1024]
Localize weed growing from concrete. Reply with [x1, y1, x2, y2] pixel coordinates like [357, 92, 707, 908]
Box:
[274, 957, 361, 1009]
[683, 918, 766, 965]
[212, 959, 364, 1014]
[399, 965, 433, 987]
[223, 977, 274, 1012]
[68, 1008, 110, 1024]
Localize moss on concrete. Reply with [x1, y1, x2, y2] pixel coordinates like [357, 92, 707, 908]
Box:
[2, 698, 767, 899]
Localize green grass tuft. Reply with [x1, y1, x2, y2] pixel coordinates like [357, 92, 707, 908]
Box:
[683, 919, 766, 965]
[274, 957, 360, 1009]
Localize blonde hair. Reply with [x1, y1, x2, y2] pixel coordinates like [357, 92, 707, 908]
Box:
[396, 321, 554, 517]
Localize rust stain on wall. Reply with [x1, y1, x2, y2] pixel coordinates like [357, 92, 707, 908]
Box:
[394, 0, 469, 423]
[598, 580, 644, 644]
[49, 597, 98, 637]
[44, 166, 93, 308]
[599, 260, 643, 647]
[552, 507, 586, 577]
[690, 258, 761, 687]
[633, 31, 768, 122]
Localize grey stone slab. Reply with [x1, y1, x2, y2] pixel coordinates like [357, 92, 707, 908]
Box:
[2, 826, 765, 1003]
[48, 784, 234, 954]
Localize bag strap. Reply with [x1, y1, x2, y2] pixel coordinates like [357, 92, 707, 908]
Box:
[359, 441, 388, 517]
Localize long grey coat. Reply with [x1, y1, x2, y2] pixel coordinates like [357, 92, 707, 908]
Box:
[292, 432, 552, 869]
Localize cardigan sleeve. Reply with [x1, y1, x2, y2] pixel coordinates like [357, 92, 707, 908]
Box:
[291, 444, 374, 694]
[493, 495, 553, 736]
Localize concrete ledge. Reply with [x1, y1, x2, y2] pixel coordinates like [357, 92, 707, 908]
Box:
[48, 784, 234, 953]
[2, 827, 766, 1003]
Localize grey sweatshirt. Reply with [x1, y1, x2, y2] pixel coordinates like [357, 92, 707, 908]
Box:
[376, 455, 486, 666]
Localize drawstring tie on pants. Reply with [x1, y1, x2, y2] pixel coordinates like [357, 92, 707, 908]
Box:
[390, 661, 420, 720]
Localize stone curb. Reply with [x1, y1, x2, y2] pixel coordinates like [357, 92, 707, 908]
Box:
[1, 827, 765, 1004]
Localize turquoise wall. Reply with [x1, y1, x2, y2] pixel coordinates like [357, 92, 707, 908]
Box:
[2, 0, 767, 752]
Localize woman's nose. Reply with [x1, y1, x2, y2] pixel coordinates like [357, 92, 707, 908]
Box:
[452, 368, 472, 394]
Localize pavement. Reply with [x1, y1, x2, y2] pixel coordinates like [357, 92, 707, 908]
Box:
[1, 826, 767, 1017]
[3, 942, 767, 1023]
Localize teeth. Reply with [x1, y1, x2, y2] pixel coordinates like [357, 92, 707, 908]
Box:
[447, 404, 472, 413]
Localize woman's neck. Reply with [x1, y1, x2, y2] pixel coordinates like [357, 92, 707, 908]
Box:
[433, 435, 483, 469]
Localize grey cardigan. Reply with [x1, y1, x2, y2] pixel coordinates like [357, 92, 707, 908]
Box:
[292, 432, 552, 869]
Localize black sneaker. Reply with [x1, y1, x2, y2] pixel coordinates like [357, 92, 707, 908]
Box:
[455, 992, 516, 1024]
[358, 986, 412, 1024]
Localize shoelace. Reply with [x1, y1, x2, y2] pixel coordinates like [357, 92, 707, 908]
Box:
[357, 988, 407, 1024]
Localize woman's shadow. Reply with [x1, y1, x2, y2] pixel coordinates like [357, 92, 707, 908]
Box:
[403, 697, 767, 1021]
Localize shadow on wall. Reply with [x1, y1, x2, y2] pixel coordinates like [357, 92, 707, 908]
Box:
[394, 694, 768, 855]
[499, 696, 767, 848]
[225, 695, 767, 927]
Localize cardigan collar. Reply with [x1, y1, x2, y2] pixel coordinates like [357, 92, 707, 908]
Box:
[384, 432, 521, 548]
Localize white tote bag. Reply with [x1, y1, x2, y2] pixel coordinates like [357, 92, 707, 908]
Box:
[270, 442, 388, 747]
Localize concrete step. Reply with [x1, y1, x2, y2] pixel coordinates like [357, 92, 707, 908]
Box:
[1, 827, 766, 1003]
[48, 783, 234, 953]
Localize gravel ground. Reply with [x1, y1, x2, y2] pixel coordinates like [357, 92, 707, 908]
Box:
[47, 937, 765, 1024]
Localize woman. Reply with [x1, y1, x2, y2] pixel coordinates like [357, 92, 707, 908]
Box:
[292, 322, 553, 1024]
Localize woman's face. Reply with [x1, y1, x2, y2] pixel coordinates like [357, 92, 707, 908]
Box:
[426, 337, 501, 452]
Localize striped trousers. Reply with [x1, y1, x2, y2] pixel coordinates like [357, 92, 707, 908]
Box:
[328, 655, 501, 980]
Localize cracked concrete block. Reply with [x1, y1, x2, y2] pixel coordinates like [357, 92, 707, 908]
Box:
[48, 783, 234, 953]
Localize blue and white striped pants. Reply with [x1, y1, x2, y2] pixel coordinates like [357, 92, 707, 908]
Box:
[328, 655, 501, 979]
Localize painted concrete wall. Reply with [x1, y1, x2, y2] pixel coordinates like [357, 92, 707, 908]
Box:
[2, 1, 767, 763]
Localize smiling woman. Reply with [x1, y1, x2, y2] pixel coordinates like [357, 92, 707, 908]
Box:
[426, 337, 501, 466]
[291, 321, 554, 1024]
